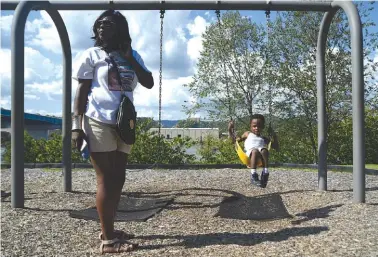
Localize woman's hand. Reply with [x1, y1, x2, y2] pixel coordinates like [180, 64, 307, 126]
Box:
[120, 42, 154, 89]
[72, 129, 86, 152]
[120, 42, 133, 61]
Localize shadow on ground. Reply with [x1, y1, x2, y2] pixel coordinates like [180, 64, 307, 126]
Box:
[135, 226, 329, 250]
[291, 204, 343, 225]
[215, 194, 293, 220]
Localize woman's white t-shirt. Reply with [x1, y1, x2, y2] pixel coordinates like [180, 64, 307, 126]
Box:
[72, 46, 150, 125]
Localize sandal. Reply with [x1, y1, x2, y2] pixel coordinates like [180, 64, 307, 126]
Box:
[100, 238, 138, 254]
[98, 230, 135, 240]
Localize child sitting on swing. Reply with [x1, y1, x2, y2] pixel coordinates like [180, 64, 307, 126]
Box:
[228, 114, 277, 188]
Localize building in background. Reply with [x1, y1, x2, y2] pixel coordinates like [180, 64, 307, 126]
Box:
[149, 127, 219, 141]
[1, 108, 62, 140]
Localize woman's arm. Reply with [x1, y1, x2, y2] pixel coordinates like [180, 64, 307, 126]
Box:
[122, 43, 154, 89]
[73, 79, 92, 119]
[128, 57, 154, 89]
[72, 79, 91, 151]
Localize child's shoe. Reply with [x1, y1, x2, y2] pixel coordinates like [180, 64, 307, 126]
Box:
[260, 172, 269, 188]
[250, 173, 260, 186]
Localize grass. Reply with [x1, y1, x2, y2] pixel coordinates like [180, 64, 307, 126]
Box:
[273, 164, 378, 174]
[342, 164, 378, 170]
[364, 164, 378, 170]
[1, 163, 377, 173]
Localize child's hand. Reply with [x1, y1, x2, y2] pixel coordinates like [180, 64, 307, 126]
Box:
[228, 120, 234, 131]
[236, 137, 241, 142]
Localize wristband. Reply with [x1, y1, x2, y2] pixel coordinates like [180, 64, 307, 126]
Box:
[72, 115, 82, 131]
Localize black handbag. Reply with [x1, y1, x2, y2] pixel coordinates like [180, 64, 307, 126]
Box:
[116, 95, 137, 145]
[108, 52, 137, 145]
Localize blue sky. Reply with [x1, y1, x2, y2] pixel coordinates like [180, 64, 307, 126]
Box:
[1, 2, 377, 120]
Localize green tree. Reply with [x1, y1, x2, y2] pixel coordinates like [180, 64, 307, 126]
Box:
[268, 3, 378, 163]
[184, 11, 273, 128]
[327, 107, 378, 164]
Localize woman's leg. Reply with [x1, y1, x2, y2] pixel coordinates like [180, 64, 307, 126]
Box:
[91, 151, 137, 253]
[91, 151, 119, 240]
[113, 151, 127, 217]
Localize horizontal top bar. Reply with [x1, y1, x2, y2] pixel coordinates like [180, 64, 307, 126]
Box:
[2, 1, 334, 12]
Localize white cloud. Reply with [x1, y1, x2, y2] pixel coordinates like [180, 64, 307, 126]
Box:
[0, 47, 59, 82]
[0, 96, 11, 110]
[25, 94, 41, 100]
[28, 11, 100, 54]
[25, 80, 63, 100]
[187, 16, 208, 37]
[187, 16, 209, 62]
[0, 15, 13, 33]
[25, 109, 62, 117]
[0, 49, 11, 75]
[26, 10, 196, 78]
[1, 10, 215, 120]
[133, 74, 194, 119]
[26, 18, 46, 34]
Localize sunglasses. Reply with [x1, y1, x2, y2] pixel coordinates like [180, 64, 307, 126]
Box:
[97, 19, 116, 27]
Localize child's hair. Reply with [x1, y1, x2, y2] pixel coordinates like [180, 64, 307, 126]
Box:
[250, 114, 265, 125]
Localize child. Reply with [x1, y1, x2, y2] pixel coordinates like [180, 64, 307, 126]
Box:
[228, 114, 272, 188]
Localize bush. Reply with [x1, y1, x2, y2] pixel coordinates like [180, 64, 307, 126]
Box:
[128, 119, 196, 164]
[197, 135, 240, 164]
[3, 131, 86, 164]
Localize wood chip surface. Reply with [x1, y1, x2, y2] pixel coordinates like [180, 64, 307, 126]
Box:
[1, 168, 378, 257]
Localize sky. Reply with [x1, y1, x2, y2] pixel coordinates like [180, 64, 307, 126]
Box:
[1, 1, 377, 120]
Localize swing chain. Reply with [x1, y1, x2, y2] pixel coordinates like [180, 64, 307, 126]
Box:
[215, 9, 221, 25]
[159, 9, 165, 137]
[158, 8, 165, 162]
[265, 9, 273, 130]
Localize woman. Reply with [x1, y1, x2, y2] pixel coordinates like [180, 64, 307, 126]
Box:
[71, 10, 154, 254]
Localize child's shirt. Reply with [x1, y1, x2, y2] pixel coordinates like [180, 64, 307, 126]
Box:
[244, 132, 266, 151]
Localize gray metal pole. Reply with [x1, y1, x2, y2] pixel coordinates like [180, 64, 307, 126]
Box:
[11, 1, 35, 208]
[2, 0, 333, 11]
[331, 1, 365, 203]
[316, 9, 337, 191]
[45, 7, 72, 192]
[11, 1, 73, 208]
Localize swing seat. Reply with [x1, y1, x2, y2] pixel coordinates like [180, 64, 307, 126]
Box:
[235, 141, 263, 168]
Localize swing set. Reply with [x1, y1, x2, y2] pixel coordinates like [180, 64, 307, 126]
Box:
[215, 8, 278, 167]
[4, 0, 367, 208]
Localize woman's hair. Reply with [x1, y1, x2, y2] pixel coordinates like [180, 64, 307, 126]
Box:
[92, 9, 132, 50]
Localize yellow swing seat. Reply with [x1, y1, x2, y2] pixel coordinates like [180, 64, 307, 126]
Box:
[235, 140, 272, 168]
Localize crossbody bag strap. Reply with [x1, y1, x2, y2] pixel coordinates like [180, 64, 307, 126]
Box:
[108, 51, 126, 98]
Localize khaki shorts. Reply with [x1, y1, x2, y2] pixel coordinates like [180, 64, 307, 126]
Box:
[83, 116, 132, 154]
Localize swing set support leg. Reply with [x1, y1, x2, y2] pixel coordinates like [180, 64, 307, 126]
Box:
[317, 2, 365, 203]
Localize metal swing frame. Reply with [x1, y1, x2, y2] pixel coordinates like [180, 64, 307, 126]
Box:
[2, 0, 365, 207]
